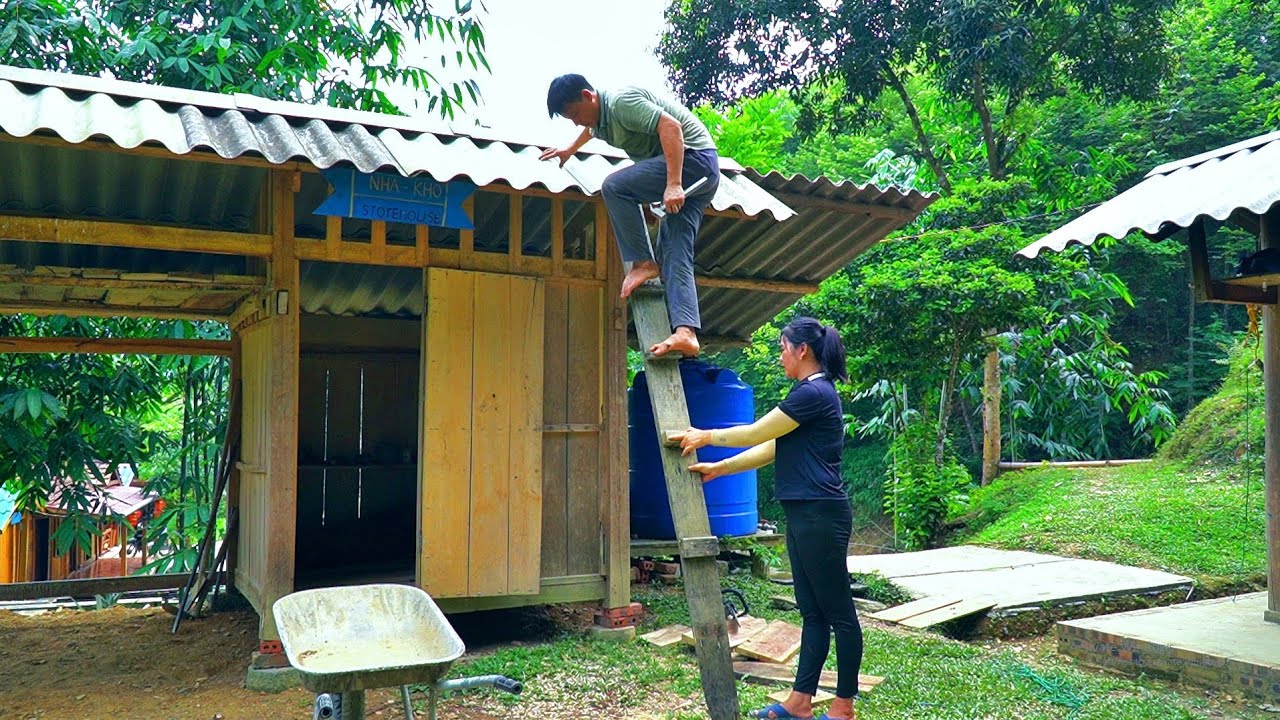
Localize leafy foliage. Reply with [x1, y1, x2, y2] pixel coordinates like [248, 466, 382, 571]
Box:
[0, 0, 489, 116]
[884, 420, 973, 550]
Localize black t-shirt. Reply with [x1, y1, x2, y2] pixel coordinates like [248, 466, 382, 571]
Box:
[775, 373, 847, 501]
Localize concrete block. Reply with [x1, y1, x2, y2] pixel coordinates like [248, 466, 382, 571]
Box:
[245, 665, 301, 693]
[589, 625, 636, 642]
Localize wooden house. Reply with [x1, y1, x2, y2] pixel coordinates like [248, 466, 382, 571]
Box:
[0, 465, 159, 583]
[0, 65, 936, 644]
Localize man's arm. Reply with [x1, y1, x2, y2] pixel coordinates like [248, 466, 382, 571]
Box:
[539, 127, 593, 167]
[656, 112, 686, 213]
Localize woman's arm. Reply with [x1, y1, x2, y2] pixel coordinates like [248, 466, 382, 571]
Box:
[672, 407, 798, 456]
[689, 440, 776, 482]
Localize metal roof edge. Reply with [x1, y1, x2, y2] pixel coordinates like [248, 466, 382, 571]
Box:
[1147, 128, 1280, 178]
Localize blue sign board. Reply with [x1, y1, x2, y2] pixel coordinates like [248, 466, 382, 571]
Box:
[315, 169, 476, 229]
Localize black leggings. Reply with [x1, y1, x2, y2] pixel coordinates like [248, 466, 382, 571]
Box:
[783, 499, 863, 699]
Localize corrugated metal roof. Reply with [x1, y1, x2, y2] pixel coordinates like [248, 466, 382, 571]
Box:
[0, 65, 785, 219]
[0, 64, 940, 339]
[1019, 130, 1280, 258]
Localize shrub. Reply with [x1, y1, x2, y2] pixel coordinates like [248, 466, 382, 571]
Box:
[884, 421, 973, 550]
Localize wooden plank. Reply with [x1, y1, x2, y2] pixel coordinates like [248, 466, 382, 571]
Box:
[0, 214, 272, 257]
[898, 597, 996, 629]
[736, 620, 803, 664]
[508, 276, 545, 595]
[768, 689, 835, 706]
[629, 280, 739, 720]
[469, 273, 511, 596]
[641, 624, 691, 648]
[680, 536, 721, 559]
[0, 337, 232, 356]
[565, 283, 602, 575]
[737, 666, 885, 699]
[0, 572, 193, 602]
[540, 280, 570, 578]
[682, 615, 769, 649]
[869, 596, 962, 624]
[420, 268, 474, 597]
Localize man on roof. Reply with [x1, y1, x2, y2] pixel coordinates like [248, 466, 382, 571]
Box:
[540, 74, 720, 358]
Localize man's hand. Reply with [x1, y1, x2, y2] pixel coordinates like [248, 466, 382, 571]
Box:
[539, 147, 575, 167]
[663, 183, 685, 214]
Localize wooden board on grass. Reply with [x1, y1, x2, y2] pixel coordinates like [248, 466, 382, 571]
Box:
[869, 595, 961, 624]
[769, 689, 835, 706]
[641, 625, 691, 648]
[898, 597, 996, 629]
[737, 619, 802, 664]
[682, 615, 769, 649]
[735, 661, 885, 695]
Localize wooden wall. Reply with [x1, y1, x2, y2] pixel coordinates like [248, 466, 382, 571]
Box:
[540, 279, 606, 580]
[419, 269, 545, 597]
[235, 320, 273, 610]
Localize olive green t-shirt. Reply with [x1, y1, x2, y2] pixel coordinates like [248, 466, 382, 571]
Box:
[592, 87, 717, 161]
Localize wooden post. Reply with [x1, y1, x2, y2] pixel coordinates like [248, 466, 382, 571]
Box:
[261, 170, 301, 640]
[225, 332, 242, 592]
[602, 238, 631, 609]
[629, 280, 740, 720]
[120, 523, 128, 577]
[1264, 209, 1280, 624]
[981, 341, 1001, 486]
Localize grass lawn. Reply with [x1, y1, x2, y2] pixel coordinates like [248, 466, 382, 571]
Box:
[948, 460, 1267, 588]
[440, 574, 1271, 720]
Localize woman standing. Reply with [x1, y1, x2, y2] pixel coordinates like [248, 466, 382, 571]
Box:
[672, 317, 861, 720]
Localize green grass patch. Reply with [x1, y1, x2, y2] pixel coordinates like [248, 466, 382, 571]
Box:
[447, 575, 1265, 719]
[1158, 338, 1265, 467]
[949, 461, 1267, 585]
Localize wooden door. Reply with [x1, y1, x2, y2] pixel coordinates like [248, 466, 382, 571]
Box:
[419, 268, 544, 597]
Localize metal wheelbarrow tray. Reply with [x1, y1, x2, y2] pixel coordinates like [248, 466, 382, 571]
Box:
[273, 583, 465, 694]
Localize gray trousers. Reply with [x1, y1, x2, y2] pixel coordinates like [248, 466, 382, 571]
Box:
[600, 149, 720, 331]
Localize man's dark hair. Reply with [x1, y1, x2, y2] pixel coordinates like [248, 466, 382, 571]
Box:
[547, 74, 594, 118]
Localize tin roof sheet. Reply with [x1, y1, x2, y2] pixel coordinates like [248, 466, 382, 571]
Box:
[1019, 130, 1280, 258]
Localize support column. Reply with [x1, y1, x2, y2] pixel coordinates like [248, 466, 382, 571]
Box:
[1264, 210, 1280, 624]
[261, 170, 300, 639]
[603, 233, 632, 609]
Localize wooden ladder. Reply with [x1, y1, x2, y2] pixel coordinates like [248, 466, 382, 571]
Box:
[629, 281, 740, 720]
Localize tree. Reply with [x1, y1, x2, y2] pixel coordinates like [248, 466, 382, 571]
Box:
[659, 0, 1175, 189]
[0, 0, 490, 116]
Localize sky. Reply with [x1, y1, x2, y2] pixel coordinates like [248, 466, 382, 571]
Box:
[385, 0, 674, 147]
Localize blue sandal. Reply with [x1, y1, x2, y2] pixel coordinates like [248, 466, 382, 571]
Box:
[749, 703, 813, 719]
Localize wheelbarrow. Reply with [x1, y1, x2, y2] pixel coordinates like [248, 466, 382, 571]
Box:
[273, 583, 522, 720]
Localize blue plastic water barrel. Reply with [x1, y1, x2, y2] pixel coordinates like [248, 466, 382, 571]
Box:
[629, 360, 758, 539]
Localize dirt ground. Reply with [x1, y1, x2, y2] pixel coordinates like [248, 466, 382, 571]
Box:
[0, 604, 510, 720]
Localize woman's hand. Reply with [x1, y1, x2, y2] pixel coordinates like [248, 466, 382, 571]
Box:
[688, 461, 728, 483]
[668, 427, 712, 456]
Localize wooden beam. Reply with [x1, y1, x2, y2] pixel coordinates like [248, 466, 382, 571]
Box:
[0, 270, 263, 291]
[0, 572, 191, 602]
[1207, 281, 1278, 305]
[603, 237, 631, 609]
[0, 214, 273, 257]
[1264, 208, 1280, 624]
[998, 459, 1151, 470]
[259, 169, 300, 641]
[1188, 220, 1213, 303]
[695, 275, 819, 295]
[767, 191, 921, 220]
[0, 337, 232, 356]
[0, 302, 227, 322]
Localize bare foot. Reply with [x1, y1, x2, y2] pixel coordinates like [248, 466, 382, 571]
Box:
[620, 260, 661, 299]
[648, 326, 700, 358]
